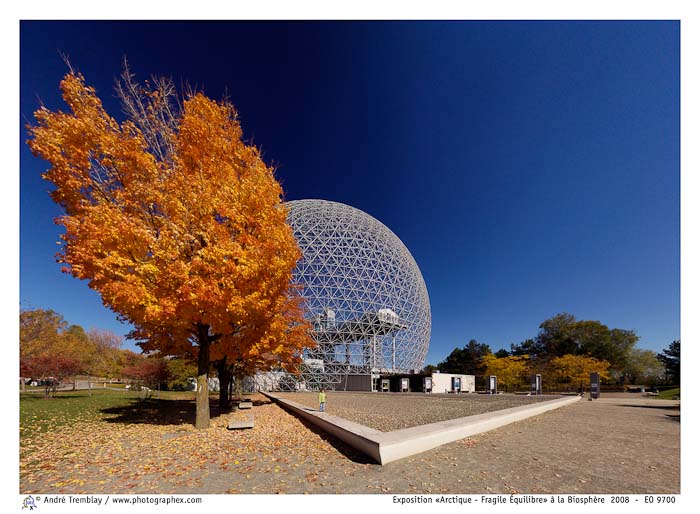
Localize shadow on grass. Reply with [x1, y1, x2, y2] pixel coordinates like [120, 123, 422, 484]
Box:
[100, 398, 232, 426]
[99, 393, 374, 463]
[230, 396, 273, 407]
[21, 393, 96, 400]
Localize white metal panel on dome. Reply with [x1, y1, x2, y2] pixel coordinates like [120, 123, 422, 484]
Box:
[284, 199, 431, 389]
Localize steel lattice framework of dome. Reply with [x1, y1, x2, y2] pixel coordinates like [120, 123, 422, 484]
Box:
[284, 199, 431, 389]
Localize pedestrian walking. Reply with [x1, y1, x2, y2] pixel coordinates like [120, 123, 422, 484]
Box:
[318, 388, 326, 412]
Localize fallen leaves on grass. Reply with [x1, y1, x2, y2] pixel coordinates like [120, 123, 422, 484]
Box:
[20, 394, 351, 494]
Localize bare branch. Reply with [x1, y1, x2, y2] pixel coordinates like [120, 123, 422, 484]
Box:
[59, 51, 75, 74]
[115, 58, 181, 166]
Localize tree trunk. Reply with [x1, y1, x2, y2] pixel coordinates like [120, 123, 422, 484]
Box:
[228, 372, 234, 403]
[233, 371, 244, 401]
[195, 324, 211, 429]
[215, 358, 231, 410]
[228, 369, 235, 402]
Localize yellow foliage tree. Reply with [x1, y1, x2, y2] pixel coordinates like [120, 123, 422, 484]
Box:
[27, 69, 314, 428]
[481, 354, 530, 392]
[550, 354, 611, 391]
[20, 309, 67, 365]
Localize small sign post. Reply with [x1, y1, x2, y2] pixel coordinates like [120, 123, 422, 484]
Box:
[530, 374, 542, 395]
[489, 375, 498, 395]
[381, 379, 390, 393]
[590, 372, 600, 399]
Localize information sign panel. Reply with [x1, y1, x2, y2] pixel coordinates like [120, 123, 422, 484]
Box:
[590, 372, 600, 399]
[489, 375, 497, 394]
[381, 379, 390, 393]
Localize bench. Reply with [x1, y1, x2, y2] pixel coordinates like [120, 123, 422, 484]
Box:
[228, 414, 254, 430]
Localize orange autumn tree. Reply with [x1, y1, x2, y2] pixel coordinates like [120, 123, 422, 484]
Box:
[27, 68, 313, 428]
[210, 289, 310, 407]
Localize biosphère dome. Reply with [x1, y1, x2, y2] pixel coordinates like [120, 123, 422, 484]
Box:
[285, 199, 431, 387]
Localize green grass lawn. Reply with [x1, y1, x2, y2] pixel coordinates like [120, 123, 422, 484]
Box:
[20, 389, 198, 441]
[19, 388, 250, 450]
[655, 387, 680, 400]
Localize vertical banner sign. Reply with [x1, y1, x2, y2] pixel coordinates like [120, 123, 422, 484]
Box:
[590, 372, 600, 399]
[401, 378, 409, 392]
[531, 374, 542, 395]
[424, 376, 432, 393]
[489, 375, 497, 394]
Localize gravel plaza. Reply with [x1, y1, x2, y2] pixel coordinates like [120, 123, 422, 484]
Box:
[20, 392, 680, 495]
[225, 392, 681, 494]
[273, 391, 560, 431]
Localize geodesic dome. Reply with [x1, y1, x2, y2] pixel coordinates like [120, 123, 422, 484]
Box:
[285, 199, 431, 388]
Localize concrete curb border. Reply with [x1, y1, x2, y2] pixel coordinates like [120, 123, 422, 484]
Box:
[263, 392, 581, 465]
[262, 393, 384, 462]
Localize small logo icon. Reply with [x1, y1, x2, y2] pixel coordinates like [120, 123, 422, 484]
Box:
[22, 496, 37, 510]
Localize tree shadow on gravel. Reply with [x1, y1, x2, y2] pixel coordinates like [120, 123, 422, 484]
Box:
[619, 404, 681, 423]
[100, 398, 229, 426]
[620, 404, 680, 410]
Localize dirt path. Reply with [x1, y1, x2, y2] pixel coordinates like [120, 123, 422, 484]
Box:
[21, 394, 679, 494]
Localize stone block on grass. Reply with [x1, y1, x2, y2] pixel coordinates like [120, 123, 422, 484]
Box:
[228, 415, 254, 430]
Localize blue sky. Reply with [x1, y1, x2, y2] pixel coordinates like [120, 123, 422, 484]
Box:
[19, 21, 679, 364]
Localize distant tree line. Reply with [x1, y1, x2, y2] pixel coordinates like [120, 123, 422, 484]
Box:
[20, 308, 197, 396]
[656, 340, 680, 384]
[424, 313, 679, 392]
